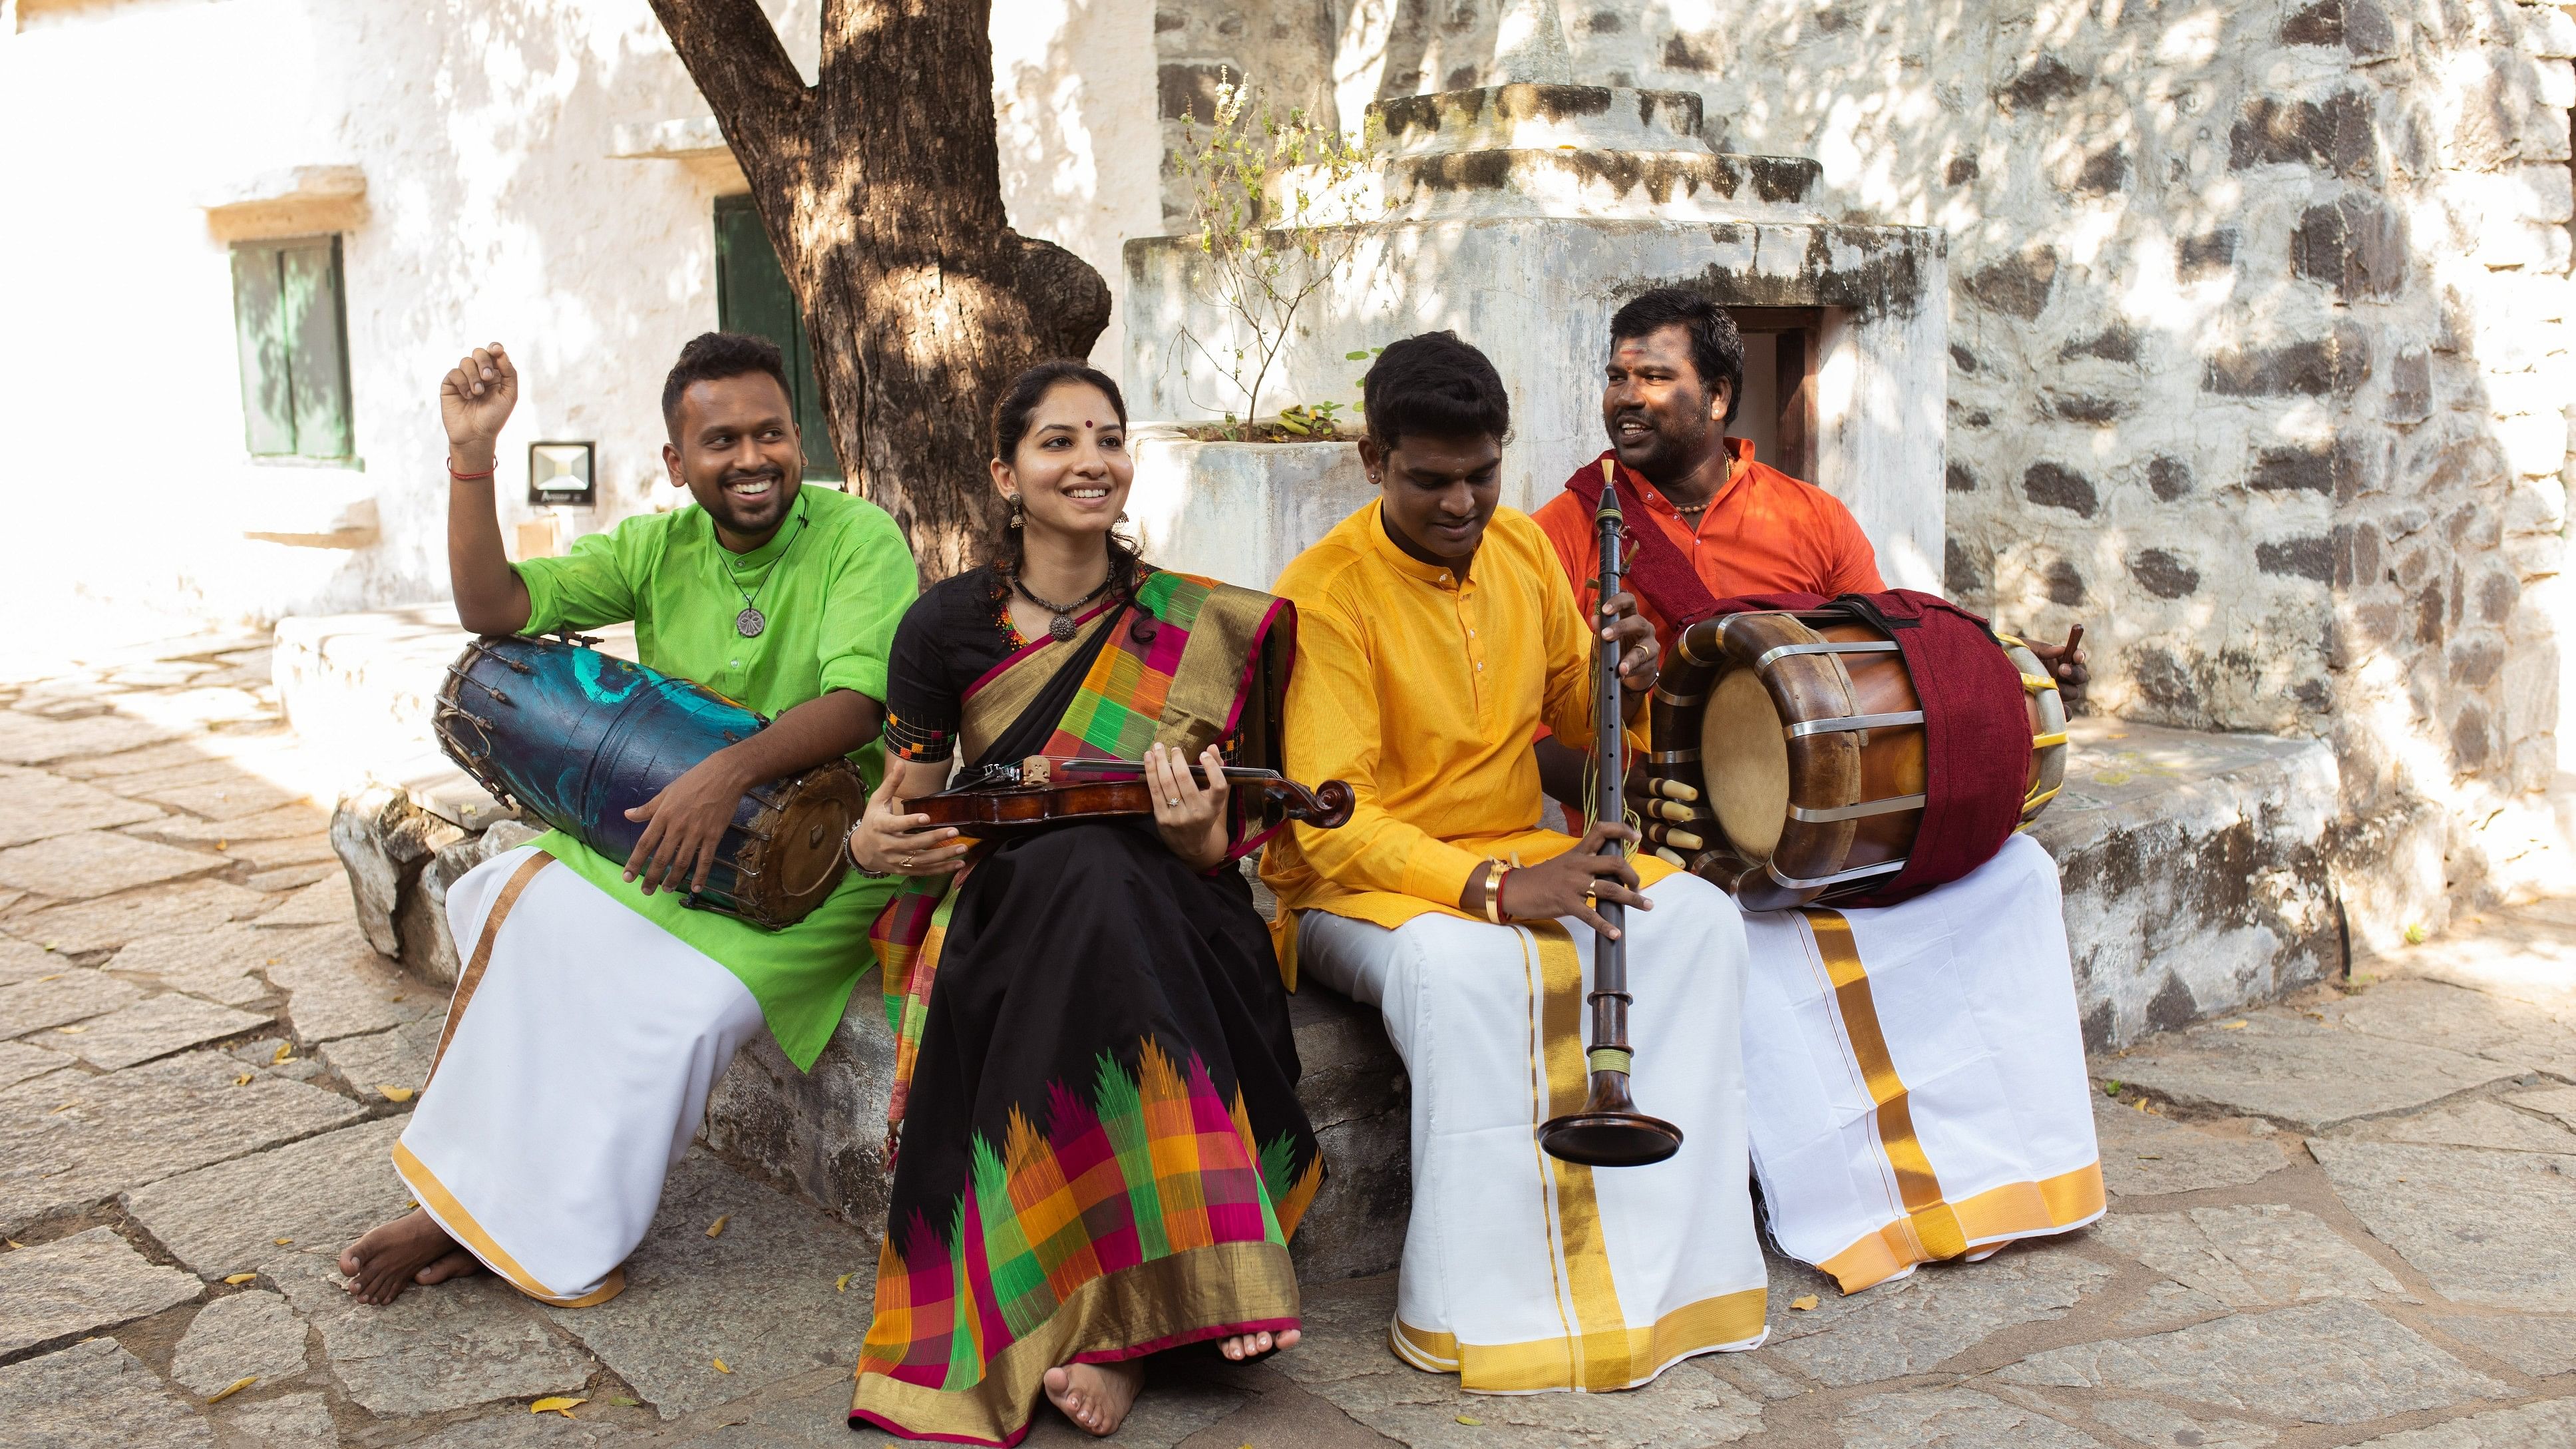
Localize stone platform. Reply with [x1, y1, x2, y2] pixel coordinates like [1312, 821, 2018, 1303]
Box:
[288, 612, 2342, 1283]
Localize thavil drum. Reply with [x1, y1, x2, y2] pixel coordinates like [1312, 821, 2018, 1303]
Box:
[1644, 599, 2067, 913]
[433, 634, 862, 929]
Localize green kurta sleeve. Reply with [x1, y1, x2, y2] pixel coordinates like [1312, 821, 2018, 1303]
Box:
[516, 514, 664, 634]
[815, 503, 916, 702]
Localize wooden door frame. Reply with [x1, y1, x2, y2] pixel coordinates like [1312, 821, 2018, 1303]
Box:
[1726, 306, 1823, 483]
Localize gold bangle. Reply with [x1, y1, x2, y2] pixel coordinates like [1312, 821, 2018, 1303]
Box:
[1485, 861, 1511, 925]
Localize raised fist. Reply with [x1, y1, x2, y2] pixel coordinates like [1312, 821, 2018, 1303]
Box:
[439, 343, 518, 463]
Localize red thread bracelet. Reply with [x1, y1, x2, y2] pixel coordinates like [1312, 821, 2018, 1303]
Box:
[447, 459, 496, 482]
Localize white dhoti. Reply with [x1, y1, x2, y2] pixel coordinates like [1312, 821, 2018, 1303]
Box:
[1740, 834, 2103, 1294]
[395, 847, 765, 1306]
[1298, 872, 1768, 1394]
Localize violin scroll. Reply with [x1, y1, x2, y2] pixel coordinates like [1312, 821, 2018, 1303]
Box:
[1261, 777, 1355, 829]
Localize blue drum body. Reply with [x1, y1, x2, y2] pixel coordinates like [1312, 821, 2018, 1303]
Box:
[433, 634, 860, 929]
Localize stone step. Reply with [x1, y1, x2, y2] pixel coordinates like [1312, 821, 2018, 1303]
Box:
[272, 607, 636, 833]
[2030, 716, 2343, 1051]
[1367, 84, 1712, 158]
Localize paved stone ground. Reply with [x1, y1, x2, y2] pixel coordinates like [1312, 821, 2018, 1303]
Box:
[4, 628, 2575, 1449]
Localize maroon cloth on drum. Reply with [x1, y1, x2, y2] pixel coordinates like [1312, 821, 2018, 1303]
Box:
[1703, 590, 2030, 907]
[1841, 590, 2029, 906]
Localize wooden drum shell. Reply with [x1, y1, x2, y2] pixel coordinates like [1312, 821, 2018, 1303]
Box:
[1648, 610, 2065, 913]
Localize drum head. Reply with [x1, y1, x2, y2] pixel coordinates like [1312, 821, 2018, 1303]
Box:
[763, 769, 866, 911]
[1703, 668, 1789, 862]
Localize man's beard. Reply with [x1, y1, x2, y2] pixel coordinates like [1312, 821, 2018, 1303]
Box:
[1612, 411, 1711, 485]
[706, 467, 789, 534]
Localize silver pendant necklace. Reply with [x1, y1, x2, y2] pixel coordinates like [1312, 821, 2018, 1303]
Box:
[720, 506, 807, 638]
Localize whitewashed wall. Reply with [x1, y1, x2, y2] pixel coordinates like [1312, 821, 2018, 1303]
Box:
[0, 0, 1155, 631]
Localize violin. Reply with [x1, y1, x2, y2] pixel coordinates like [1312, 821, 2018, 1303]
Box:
[906, 754, 1356, 836]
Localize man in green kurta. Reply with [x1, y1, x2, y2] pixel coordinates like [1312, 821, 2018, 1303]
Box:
[339, 332, 916, 1305]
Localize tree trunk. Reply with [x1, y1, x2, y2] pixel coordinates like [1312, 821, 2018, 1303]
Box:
[649, 0, 1112, 580]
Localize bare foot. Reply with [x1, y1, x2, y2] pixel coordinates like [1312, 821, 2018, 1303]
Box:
[1218, 1326, 1299, 1361]
[339, 1209, 463, 1305]
[1043, 1358, 1143, 1436]
[412, 1247, 482, 1287]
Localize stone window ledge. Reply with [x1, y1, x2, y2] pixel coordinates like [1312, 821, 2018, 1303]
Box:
[201, 165, 369, 242]
[610, 116, 747, 194]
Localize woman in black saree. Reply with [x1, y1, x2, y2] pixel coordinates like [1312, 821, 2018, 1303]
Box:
[844, 361, 1322, 1444]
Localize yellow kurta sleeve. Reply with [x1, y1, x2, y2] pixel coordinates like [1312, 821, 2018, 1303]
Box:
[1280, 586, 1489, 911]
[1538, 549, 1598, 753]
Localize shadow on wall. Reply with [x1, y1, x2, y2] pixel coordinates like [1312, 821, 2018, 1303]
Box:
[1260, 0, 2571, 936]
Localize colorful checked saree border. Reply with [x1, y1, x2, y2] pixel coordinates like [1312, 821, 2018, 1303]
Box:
[1042, 571, 1286, 763]
[852, 1040, 1320, 1446]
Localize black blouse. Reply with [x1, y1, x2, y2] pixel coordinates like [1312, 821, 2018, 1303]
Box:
[882, 565, 1024, 764]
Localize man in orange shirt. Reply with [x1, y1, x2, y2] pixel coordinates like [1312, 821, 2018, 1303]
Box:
[1533, 289, 2082, 805]
[1530, 292, 2108, 1298]
[1531, 289, 1884, 636]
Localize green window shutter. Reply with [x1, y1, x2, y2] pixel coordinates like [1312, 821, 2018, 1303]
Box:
[713, 196, 840, 481]
[231, 244, 295, 456]
[230, 236, 355, 461]
[279, 237, 353, 459]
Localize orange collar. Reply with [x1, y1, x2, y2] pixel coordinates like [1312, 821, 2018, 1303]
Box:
[1625, 438, 1753, 522]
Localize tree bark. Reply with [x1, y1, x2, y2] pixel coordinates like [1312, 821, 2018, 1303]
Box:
[649, 0, 1113, 580]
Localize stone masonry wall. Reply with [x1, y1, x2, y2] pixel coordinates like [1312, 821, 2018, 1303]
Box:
[1170, 0, 2576, 946]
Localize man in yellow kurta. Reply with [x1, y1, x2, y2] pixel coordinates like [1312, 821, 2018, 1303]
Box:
[1262, 332, 1769, 1394]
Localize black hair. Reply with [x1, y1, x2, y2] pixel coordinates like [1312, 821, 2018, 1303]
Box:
[1362, 331, 1511, 450]
[1608, 288, 1745, 425]
[992, 359, 1128, 463]
[985, 359, 1147, 613]
[660, 331, 797, 433]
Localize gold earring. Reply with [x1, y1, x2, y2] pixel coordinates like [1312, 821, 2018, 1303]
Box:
[1006, 496, 1023, 529]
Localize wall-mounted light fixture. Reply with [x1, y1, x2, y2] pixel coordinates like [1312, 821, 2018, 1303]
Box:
[528, 441, 596, 507]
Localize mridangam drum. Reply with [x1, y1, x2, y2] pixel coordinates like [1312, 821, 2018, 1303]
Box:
[1645, 607, 2066, 912]
[433, 633, 862, 929]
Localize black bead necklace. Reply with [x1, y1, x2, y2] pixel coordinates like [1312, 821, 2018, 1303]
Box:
[1012, 568, 1115, 642]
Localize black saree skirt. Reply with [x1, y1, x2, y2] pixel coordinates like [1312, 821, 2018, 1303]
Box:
[851, 819, 1322, 1446]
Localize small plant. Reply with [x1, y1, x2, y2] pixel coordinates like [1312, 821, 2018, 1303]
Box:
[1171, 72, 1384, 435]
[1276, 401, 1344, 437]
